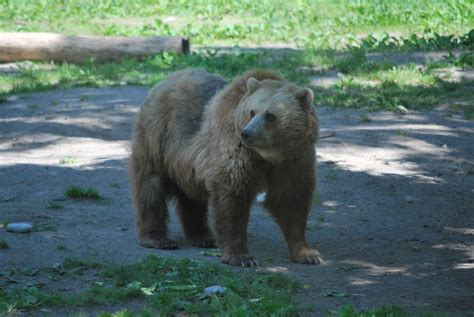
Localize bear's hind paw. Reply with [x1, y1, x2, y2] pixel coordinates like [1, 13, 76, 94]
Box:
[140, 236, 179, 250]
[192, 238, 217, 248]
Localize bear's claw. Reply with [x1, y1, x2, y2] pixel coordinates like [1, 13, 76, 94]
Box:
[292, 248, 324, 265]
[304, 255, 324, 265]
[223, 254, 258, 267]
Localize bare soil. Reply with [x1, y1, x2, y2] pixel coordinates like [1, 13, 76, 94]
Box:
[0, 85, 473, 316]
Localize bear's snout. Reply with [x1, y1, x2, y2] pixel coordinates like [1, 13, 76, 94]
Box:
[241, 129, 253, 141]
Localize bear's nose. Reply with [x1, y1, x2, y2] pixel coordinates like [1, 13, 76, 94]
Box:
[241, 130, 251, 141]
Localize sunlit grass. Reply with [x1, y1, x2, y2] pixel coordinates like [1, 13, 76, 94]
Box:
[1, 0, 472, 48]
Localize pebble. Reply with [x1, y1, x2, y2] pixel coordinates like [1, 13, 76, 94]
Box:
[204, 285, 226, 295]
[6, 222, 32, 233]
[395, 105, 409, 114]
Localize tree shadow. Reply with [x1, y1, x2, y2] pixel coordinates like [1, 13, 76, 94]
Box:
[0, 86, 147, 154]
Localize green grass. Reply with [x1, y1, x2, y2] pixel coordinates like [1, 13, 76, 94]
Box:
[33, 221, 58, 232]
[0, 1, 472, 114]
[65, 185, 101, 200]
[359, 114, 373, 123]
[463, 107, 474, 120]
[59, 157, 77, 165]
[1, 255, 301, 315]
[0, 239, 9, 249]
[0, 0, 472, 48]
[47, 200, 64, 209]
[1, 48, 472, 114]
[0, 286, 63, 313]
[337, 304, 447, 317]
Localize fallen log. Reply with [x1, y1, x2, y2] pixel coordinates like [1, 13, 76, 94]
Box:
[0, 32, 190, 64]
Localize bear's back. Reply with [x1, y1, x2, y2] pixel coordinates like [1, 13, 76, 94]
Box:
[141, 69, 227, 148]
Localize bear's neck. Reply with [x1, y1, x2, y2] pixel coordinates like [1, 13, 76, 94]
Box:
[254, 148, 284, 165]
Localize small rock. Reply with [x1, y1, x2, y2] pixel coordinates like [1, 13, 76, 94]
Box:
[52, 262, 66, 275]
[256, 193, 266, 203]
[405, 195, 419, 203]
[204, 285, 226, 295]
[395, 105, 409, 114]
[6, 223, 32, 233]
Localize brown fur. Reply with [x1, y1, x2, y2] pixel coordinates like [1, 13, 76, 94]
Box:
[130, 68, 323, 266]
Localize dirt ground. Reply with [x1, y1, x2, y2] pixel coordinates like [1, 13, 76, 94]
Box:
[0, 84, 473, 316]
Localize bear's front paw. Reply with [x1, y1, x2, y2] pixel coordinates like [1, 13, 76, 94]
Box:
[222, 254, 258, 267]
[292, 248, 324, 265]
[139, 236, 179, 250]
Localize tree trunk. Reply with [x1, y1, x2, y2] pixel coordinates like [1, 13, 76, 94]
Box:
[0, 32, 190, 64]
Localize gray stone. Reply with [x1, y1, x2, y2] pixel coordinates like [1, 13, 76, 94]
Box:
[204, 285, 226, 295]
[6, 222, 32, 233]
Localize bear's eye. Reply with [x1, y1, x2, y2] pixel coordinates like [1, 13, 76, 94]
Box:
[250, 110, 256, 118]
[264, 113, 276, 122]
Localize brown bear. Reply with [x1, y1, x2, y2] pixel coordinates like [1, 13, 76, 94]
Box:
[130, 68, 323, 266]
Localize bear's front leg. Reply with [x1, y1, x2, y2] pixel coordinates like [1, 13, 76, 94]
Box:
[208, 191, 257, 267]
[266, 197, 324, 265]
[264, 161, 324, 265]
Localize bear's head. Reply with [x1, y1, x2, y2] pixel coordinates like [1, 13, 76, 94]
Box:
[237, 77, 319, 162]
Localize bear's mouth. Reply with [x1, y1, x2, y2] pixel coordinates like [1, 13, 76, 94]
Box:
[241, 137, 262, 148]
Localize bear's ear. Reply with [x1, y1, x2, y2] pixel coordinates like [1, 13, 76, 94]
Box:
[295, 88, 314, 108]
[247, 77, 260, 93]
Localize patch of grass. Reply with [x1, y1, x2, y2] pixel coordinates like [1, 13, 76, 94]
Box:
[59, 157, 76, 165]
[337, 304, 447, 317]
[27, 103, 38, 111]
[33, 222, 58, 232]
[0, 49, 312, 98]
[453, 104, 474, 120]
[0, 239, 9, 249]
[65, 185, 101, 200]
[396, 129, 409, 136]
[0, 286, 64, 313]
[334, 49, 367, 74]
[1, 255, 301, 315]
[463, 107, 474, 120]
[359, 114, 372, 123]
[92, 256, 300, 316]
[109, 183, 121, 189]
[314, 75, 472, 111]
[47, 200, 64, 209]
[63, 257, 102, 272]
[56, 245, 68, 251]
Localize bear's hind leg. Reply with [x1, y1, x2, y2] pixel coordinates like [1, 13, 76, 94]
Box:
[132, 173, 178, 250]
[176, 194, 216, 248]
